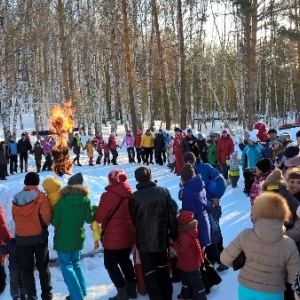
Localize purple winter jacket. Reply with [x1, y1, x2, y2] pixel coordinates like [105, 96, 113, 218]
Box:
[121, 134, 135, 148]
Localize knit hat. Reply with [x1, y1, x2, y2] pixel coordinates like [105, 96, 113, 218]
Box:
[283, 145, 300, 159]
[264, 169, 286, 185]
[280, 131, 291, 140]
[158, 128, 163, 133]
[178, 210, 194, 225]
[108, 169, 128, 185]
[273, 138, 283, 147]
[183, 152, 196, 164]
[296, 130, 300, 138]
[294, 272, 300, 298]
[68, 172, 84, 185]
[248, 130, 258, 142]
[256, 158, 272, 173]
[181, 163, 195, 182]
[135, 166, 152, 183]
[174, 127, 182, 133]
[24, 172, 40, 186]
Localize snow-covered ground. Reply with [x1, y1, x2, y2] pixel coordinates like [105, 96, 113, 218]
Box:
[1, 115, 299, 299]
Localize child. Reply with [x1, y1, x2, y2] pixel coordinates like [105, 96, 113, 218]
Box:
[228, 151, 240, 188]
[249, 158, 272, 206]
[0, 204, 12, 295]
[103, 143, 110, 165]
[86, 138, 95, 166]
[170, 210, 207, 300]
[108, 134, 118, 165]
[33, 141, 43, 172]
[42, 177, 62, 207]
[167, 137, 176, 172]
[206, 139, 218, 169]
[1, 237, 26, 300]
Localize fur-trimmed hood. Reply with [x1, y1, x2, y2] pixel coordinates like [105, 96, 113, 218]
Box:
[178, 219, 198, 233]
[60, 184, 89, 198]
[285, 155, 300, 168]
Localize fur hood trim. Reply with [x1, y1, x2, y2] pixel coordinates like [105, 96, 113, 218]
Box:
[178, 219, 198, 232]
[60, 184, 89, 197]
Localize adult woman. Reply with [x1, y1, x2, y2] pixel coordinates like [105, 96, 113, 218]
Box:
[94, 169, 136, 300]
[221, 192, 300, 300]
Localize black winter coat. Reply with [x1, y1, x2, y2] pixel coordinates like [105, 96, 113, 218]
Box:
[183, 135, 199, 157]
[129, 180, 178, 253]
[154, 133, 165, 152]
[33, 144, 43, 161]
[17, 138, 32, 154]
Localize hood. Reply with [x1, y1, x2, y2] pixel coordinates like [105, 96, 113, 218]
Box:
[60, 185, 89, 198]
[183, 174, 205, 191]
[136, 180, 157, 190]
[105, 182, 133, 197]
[178, 219, 198, 236]
[285, 155, 300, 168]
[13, 189, 40, 217]
[253, 219, 285, 243]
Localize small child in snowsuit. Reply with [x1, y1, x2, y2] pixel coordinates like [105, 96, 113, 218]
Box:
[250, 158, 272, 206]
[33, 141, 43, 173]
[86, 139, 95, 166]
[167, 137, 176, 172]
[42, 177, 62, 207]
[170, 210, 207, 300]
[103, 143, 110, 165]
[1, 238, 26, 300]
[228, 151, 240, 188]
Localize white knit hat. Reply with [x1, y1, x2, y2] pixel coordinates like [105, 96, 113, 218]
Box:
[248, 130, 258, 142]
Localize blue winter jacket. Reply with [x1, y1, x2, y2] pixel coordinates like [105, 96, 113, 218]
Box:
[8, 141, 18, 155]
[180, 175, 211, 248]
[241, 143, 265, 170]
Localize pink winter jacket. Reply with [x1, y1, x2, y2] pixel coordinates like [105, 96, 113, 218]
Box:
[249, 174, 269, 206]
[221, 219, 300, 294]
[121, 134, 135, 149]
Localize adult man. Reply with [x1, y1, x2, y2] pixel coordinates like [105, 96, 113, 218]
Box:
[12, 172, 53, 300]
[154, 129, 165, 165]
[17, 133, 32, 172]
[8, 135, 18, 174]
[129, 167, 177, 300]
[182, 129, 199, 157]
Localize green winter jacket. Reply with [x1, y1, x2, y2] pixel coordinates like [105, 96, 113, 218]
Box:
[207, 144, 217, 166]
[52, 184, 93, 252]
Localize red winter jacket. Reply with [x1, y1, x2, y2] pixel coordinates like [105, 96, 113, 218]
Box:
[134, 135, 142, 149]
[217, 135, 234, 163]
[172, 220, 204, 272]
[94, 182, 136, 250]
[108, 136, 118, 150]
[0, 205, 12, 261]
[253, 122, 268, 142]
[173, 135, 184, 154]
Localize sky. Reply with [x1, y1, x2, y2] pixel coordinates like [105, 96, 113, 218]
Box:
[1, 112, 300, 299]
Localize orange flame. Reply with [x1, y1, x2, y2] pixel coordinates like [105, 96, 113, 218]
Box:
[50, 100, 74, 176]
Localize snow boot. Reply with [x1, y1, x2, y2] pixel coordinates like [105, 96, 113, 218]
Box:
[126, 279, 137, 299]
[109, 287, 129, 300]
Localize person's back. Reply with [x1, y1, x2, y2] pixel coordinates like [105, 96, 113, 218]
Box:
[129, 166, 177, 300]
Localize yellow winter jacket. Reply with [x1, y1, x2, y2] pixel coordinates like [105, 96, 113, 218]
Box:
[141, 133, 154, 148]
[42, 178, 62, 207]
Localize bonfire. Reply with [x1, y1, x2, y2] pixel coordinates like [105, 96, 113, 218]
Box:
[50, 100, 74, 176]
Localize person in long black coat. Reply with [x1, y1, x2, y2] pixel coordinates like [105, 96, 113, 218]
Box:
[154, 130, 166, 165]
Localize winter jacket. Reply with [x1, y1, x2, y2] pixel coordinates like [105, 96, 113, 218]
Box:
[207, 144, 217, 166]
[164, 134, 172, 148]
[197, 139, 207, 163]
[0, 144, 8, 165]
[103, 144, 110, 155]
[129, 180, 178, 253]
[12, 186, 52, 246]
[241, 143, 265, 169]
[154, 133, 165, 152]
[249, 173, 270, 205]
[94, 182, 135, 250]
[217, 135, 234, 163]
[86, 140, 94, 158]
[286, 217, 300, 252]
[221, 219, 300, 293]
[1, 238, 19, 271]
[121, 134, 135, 149]
[108, 136, 118, 150]
[33, 143, 43, 161]
[253, 121, 268, 142]
[194, 160, 226, 200]
[8, 141, 18, 156]
[94, 135, 105, 151]
[228, 152, 240, 175]
[134, 134, 142, 149]
[173, 135, 184, 154]
[52, 184, 93, 252]
[180, 175, 211, 247]
[141, 133, 154, 148]
[42, 139, 52, 155]
[183, 135, 199, 157]
[172, 220, 204, 272]
[71, 136, 82, 155]
[17, 137, 32, 154]
[0, 204, 12, 262]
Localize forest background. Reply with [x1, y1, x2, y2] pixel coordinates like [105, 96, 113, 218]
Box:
[0, 0, 300, 139]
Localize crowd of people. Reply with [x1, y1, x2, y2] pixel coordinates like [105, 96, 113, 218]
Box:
[1, 115, 300, 300]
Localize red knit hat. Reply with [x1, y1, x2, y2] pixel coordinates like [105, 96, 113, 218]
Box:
[177, 210, 194, 225]
[108, 169, 128, 185]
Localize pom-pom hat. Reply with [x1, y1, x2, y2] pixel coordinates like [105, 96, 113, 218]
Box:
[108, 169, 128, 185]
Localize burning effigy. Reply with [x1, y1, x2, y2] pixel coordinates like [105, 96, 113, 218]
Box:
[49, 100, 74, 176]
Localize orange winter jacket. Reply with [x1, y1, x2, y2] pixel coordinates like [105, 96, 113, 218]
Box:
[12, 186, 52, 246]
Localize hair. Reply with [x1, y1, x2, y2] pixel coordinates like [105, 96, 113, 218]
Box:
[251, 192, 291, 222]
[287, 167, 300, 181]
[183, 152, 196, 164]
